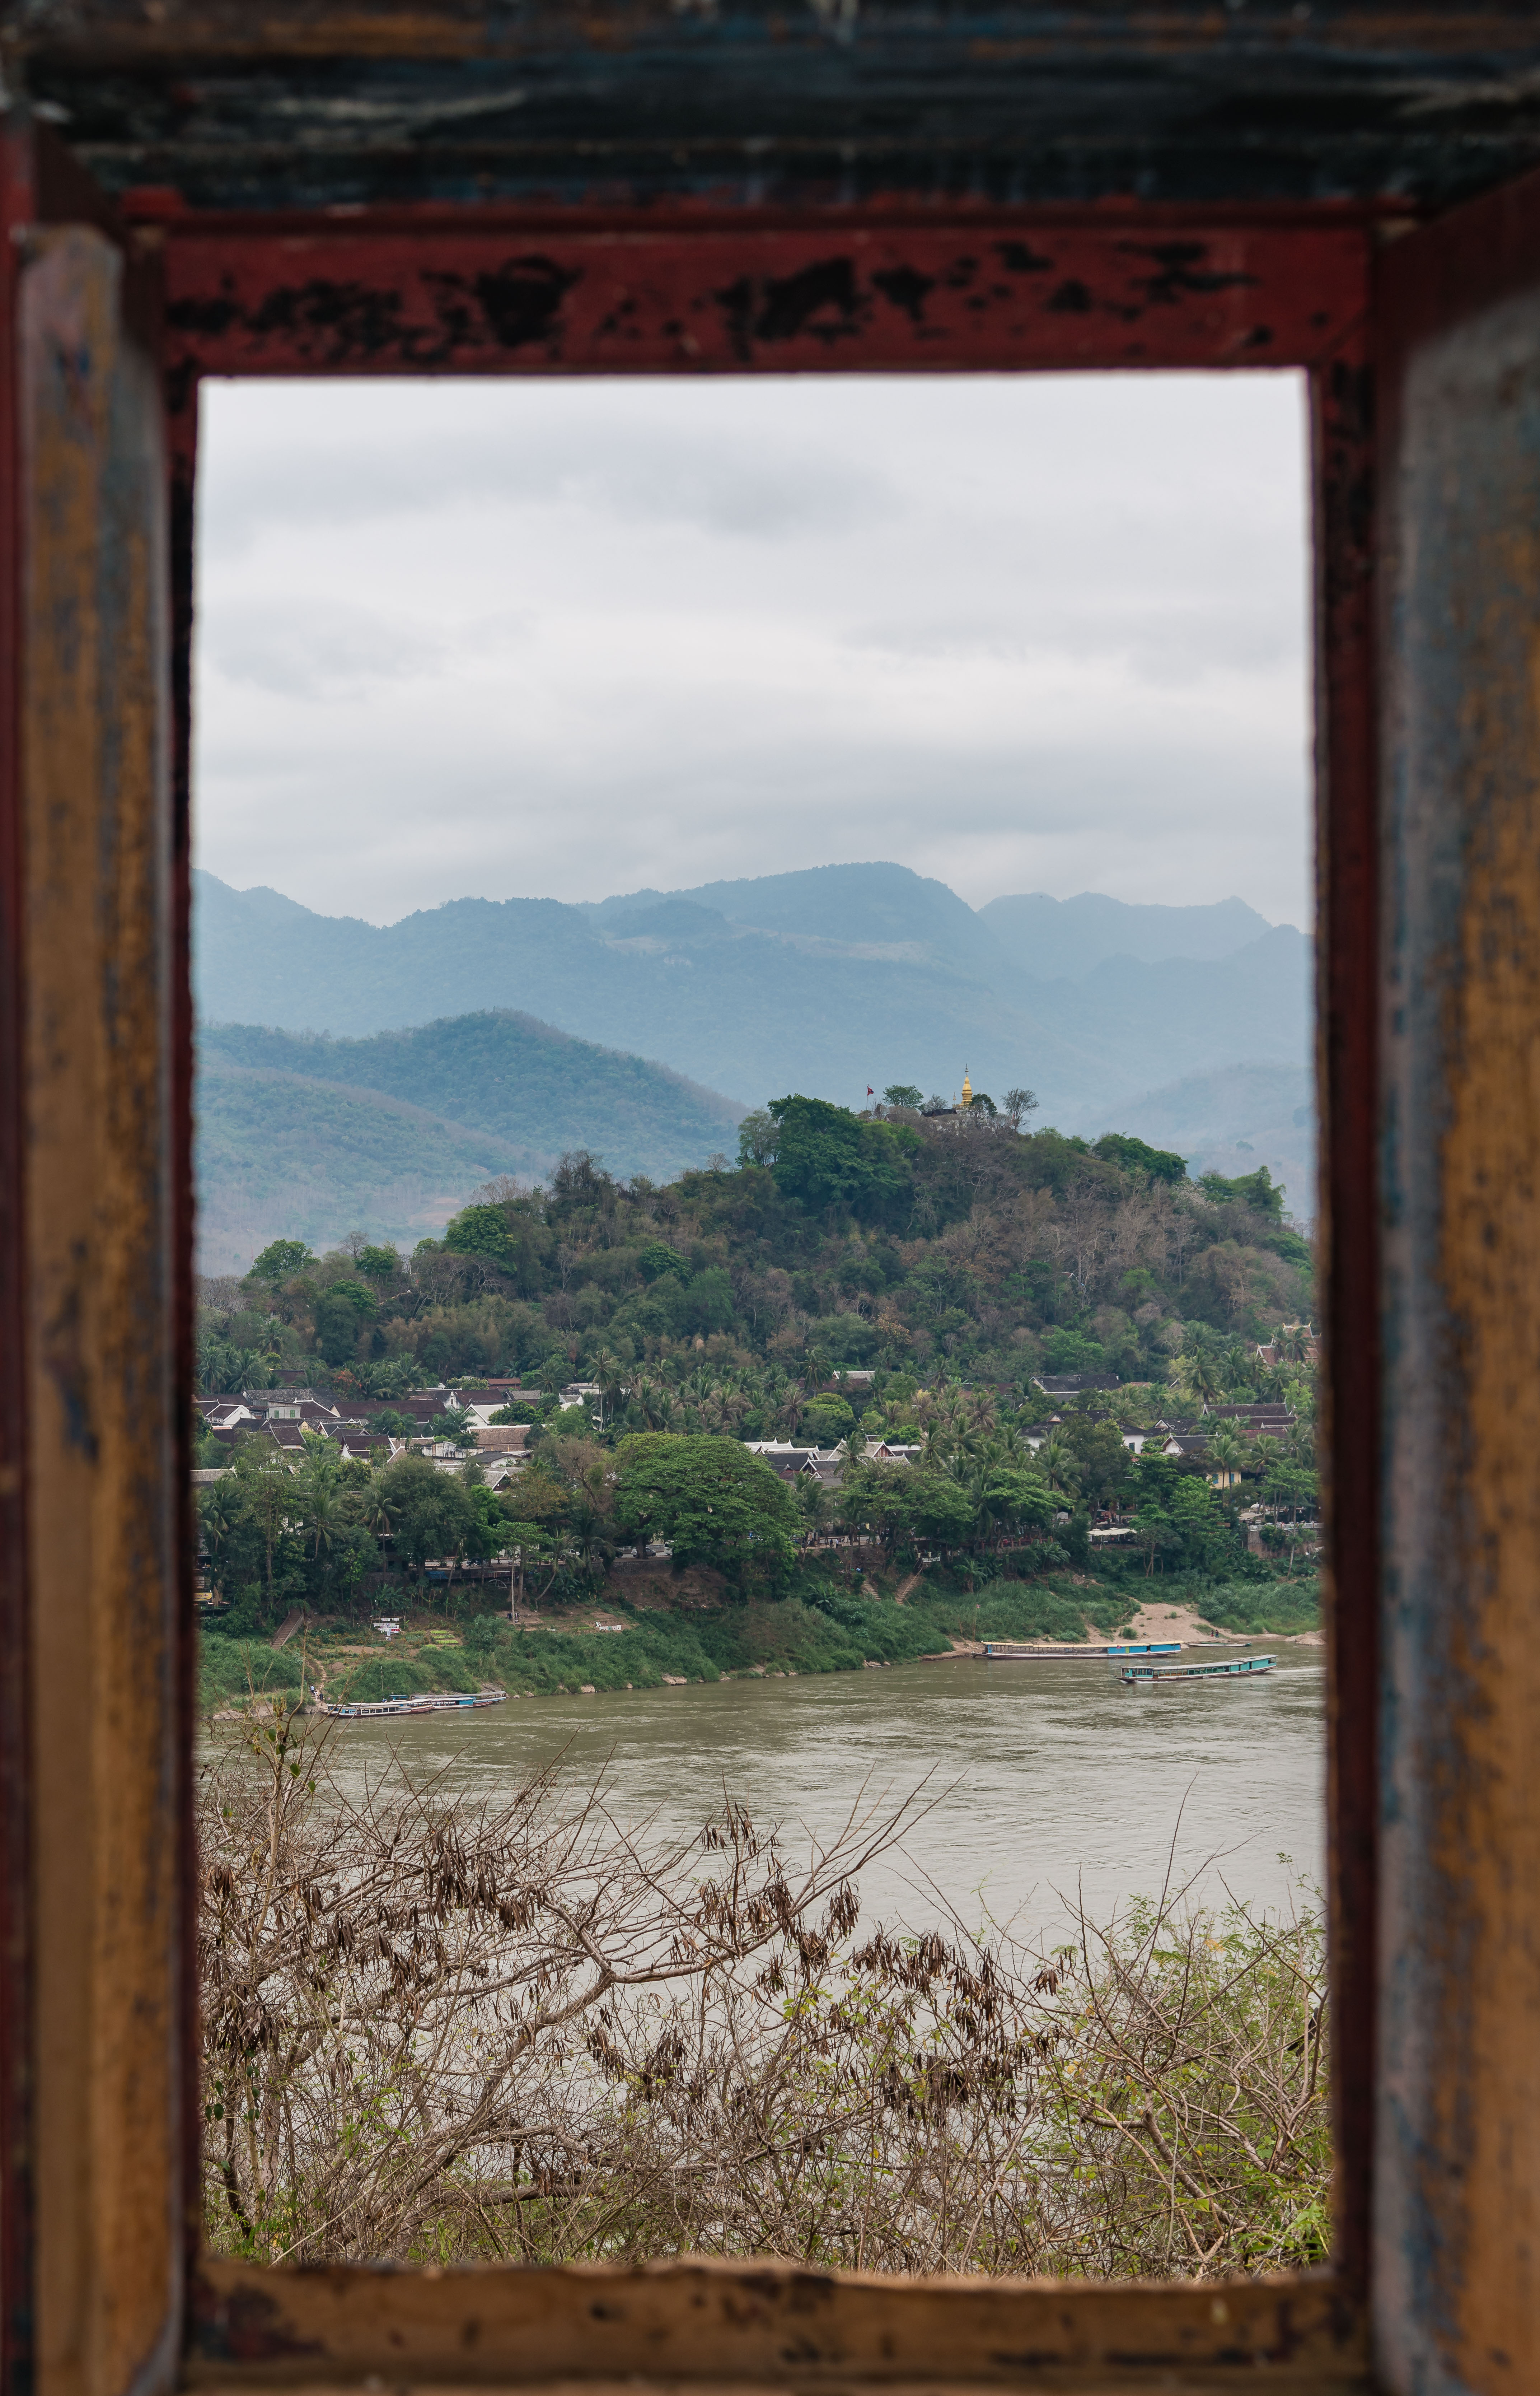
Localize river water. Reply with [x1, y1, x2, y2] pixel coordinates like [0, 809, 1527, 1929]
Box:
[314, 1643, 1325, 1944]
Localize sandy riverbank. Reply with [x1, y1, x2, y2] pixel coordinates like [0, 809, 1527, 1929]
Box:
[935, 1598, 1321, 1655]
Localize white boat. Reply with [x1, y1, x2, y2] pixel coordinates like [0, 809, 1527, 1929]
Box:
[308, 1684, 507, 1718]
[983, 1639, 1183, 1662]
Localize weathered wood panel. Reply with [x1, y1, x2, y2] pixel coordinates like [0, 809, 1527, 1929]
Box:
[152, 213, 1371, 385]
[1376, 163, 1540, 2394]
[187, 2381, 1357, 2396]
[0, 108, 37, 2396]
[11, 1, 1540, 215]
[1310, 313, 1378, 2295]
[18, 219, 184, 2396]
[188, 2378, 1362, 2396]
[188, 2256, 1366, 2388]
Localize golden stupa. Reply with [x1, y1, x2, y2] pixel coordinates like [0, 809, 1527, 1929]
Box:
[960, 1068, 973, 1109]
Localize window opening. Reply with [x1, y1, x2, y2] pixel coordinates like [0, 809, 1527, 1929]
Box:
[189, 370, 1324, 2280]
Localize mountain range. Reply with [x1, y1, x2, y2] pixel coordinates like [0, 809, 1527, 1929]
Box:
[194, 863, 1306, 1122]
[193, 863, 1314, 1270]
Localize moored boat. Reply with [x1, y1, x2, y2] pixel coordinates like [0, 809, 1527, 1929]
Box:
[1122, 1654, 1275, 1684]
[984, 1639, 1182, 1662]
[308, 1686, 508, 1718]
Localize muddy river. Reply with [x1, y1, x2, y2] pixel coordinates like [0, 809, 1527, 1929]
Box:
[312, 1643, 1325, 1943]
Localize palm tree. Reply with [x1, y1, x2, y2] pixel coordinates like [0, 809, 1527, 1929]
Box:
[1038, 1433, 1075, 1497]
[1205, 1423, 1245, 1489]
[361, 1478, 397, 1539]
[631, 1376, 675, 1431]
[239, 1450, 292, 1605]
[838, 1424, 870, 1477]
[1218, 1337, 1256, 1395]
[360, 1479, 399, 1598]
[591, 1347, 626, 1428]
[303, 1481, 342, 1582]
[1173, 1348, 1224, 1410]
[1251, 1433, 1284, 1483]
[795, 1474, 828, 1548]
[198, 1478, 239, 1598]
[921, 1415, 955, 1469]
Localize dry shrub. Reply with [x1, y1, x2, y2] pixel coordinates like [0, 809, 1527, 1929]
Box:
[199, 1703, 1328, 2275]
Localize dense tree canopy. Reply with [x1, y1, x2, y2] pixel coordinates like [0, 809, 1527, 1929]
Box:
[200, 1096, 1314, 1426]
[767, 1095, 920, 1222]
[1092, 1133, 1188, 1183]
[613, 1434, 797, 1587]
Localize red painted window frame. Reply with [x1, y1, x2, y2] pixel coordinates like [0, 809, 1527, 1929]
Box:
[146, 192, 1379, 2284]
[0, 188, 1376, 2364]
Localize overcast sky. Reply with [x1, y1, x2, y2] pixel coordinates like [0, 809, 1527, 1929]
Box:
[194, 372, 1310, 929]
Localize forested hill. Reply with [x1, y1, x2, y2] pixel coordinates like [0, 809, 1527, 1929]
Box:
[196, 1012, 744, 1272]
[193, 863, 1308, 1127]
[202, 1096, 1314, 1397]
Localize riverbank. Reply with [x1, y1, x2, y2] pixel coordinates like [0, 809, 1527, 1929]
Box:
[199, 1560, 1322, 1714]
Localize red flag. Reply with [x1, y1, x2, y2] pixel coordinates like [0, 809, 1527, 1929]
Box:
[867, 1086, 874, 1096]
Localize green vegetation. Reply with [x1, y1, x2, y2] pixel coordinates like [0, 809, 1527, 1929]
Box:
[1196, 1578, 1322, 1638]
[200, 1710, 1329, 2273]
[198, 1637, 306, 1715]
[1091, 1132, 1188, 1182]
[195, 1100, 1319, 1688]
[612, 1434, 797, 1584]
[203, 1099, 1313, 1393]
[199, 1552, 1319, 1720]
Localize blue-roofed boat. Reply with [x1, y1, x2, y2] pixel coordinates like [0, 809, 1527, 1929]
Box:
[983, 1639, 1182, 1662]
[1122, 1655, 1275, 1685]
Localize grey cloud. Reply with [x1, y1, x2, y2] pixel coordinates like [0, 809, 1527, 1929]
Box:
[206, 601, 450, 698]
[194, 374, 1310, 927]
[202, 420, 898, 559]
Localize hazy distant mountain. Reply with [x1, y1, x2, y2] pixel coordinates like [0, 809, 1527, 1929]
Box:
[979, 890, 1275, 981]
[197, 1060, 532, 1274]
[587, 861, 1007, 980]
[196, 1010, 745, 1273]
[1094, 1062, 1316, 1224]
[193, 863, 1309, 1127]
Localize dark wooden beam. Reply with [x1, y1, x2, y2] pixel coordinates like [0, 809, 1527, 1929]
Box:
[11, 1, 1540, 216]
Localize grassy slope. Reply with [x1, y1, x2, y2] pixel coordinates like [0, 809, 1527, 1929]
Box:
[1195, 1579, 1322, 1637]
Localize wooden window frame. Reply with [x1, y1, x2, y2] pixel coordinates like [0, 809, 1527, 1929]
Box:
[4, 112, 1538, 2396]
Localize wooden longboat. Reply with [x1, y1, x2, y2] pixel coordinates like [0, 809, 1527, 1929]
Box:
[308, 1686, 508, 1719]
[983, 1639, 1183, 1663]
[1121, 1655, 1276, 1685]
